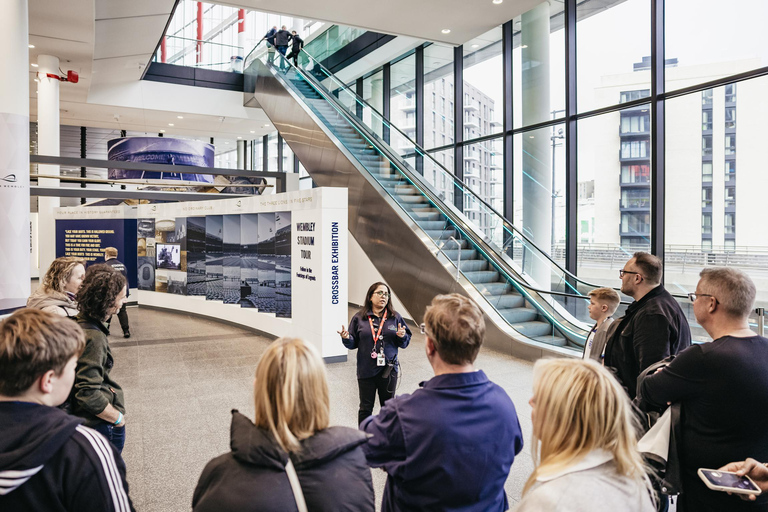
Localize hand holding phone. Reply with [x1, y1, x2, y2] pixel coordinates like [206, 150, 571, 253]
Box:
[698, 468, 762, 497]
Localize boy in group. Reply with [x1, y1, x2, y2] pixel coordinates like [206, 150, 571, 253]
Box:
[583, 287, 621, 362]
[0, 309, 133, 511]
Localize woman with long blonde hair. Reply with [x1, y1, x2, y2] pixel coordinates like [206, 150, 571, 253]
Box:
[193, 337, 374, 511]
[516, 358, 654, 512]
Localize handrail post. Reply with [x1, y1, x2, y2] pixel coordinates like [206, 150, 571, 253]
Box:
[757, 308, 765, 337]
[450, 236, 461, 281]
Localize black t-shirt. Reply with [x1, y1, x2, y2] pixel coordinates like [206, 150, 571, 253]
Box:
[641, 335, 768, 512]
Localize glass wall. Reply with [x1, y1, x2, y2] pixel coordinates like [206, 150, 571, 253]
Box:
[464, 138, 504, 247]
[423, 44, 454, 149]
[463, 28, 504, 138]
[363, 70, 384, 139]
[513, 1, 565, 128]
[389, 53, 416, 161]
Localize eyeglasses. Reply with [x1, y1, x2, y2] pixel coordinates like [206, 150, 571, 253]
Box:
[688, 292, 719, 304]
[619, 269, 642, 278]
[373, 291, 390, 298]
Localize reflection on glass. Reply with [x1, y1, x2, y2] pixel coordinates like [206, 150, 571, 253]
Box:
[363, 70, 384, 139]
[513, 1, 565, 128]
[464, 139, 504, 246]
[390, 53, 416, 159]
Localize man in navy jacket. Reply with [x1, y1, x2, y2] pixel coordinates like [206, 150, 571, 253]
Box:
[0, 309, 133, 511]
[361, 294, 523, 511]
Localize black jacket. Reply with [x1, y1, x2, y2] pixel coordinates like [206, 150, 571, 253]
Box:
[104, 258, 129, 296]
[274, 29, 292, 46]
[604, 285, 691, 399]
[291, 34, 304, 50]
[193, 411, 374, 512]
[0, 402, 133, 511]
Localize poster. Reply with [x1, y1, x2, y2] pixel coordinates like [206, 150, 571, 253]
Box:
[222, 215, 241, 304]
[275, 212, 292, 318]
[240, 214, 259, 308]
[186, 217, 206, 296]
[257, 213, 276, 313]
[107, 137, 214, 182]
[205, 215, 223, 300]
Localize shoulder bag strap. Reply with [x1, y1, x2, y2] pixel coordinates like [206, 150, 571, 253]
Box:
[284, 458, 308, 512]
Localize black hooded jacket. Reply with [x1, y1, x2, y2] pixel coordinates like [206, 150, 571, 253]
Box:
[0, 401, 133, 511]
[193, 410, 374, 512]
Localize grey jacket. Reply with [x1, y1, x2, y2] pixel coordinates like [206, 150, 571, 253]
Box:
[516, 460, 654, 512]
[583, 317, 615, 362]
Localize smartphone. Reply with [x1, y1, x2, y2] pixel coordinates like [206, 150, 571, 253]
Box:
[698, 468, 762, 496]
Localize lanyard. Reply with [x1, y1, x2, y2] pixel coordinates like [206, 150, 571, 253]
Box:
[368, 310, 388, 353]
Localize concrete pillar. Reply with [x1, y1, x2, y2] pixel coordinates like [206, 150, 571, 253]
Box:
[36, 54, 61, 277]
[369, 75, 384, 138]
[521, 2, 553, 290]
[237, 140, 245, 169]
[0, 0, 31, 302]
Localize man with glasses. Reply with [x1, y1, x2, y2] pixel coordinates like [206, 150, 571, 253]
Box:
[360, 294, 523, 512]
[604, 252, 691, 399]
[640, 268, 768, 512]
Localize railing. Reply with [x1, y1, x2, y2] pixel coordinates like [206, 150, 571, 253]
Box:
[154, 35, 244, 72]
[302, 25, 367, 63]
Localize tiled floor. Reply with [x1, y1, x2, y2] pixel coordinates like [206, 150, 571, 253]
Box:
[109, 306, 535, 512]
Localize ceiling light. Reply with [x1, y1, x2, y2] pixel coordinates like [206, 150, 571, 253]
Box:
[237, 136, 242, 139]
[31, 63, 38, 67]
[168, 123, 174, 126]
[471, 44, 479, 48]
[33, 78, 39, 82]
[521, 44, 528, 49]
[29, 44, 35, 49]
[250, 130, 255, 133]
[160, 129, 165, 133]
[529, 135, 534, 139]
[263, 124, 270, 128]
[225, 141, 230, 144]
[177, 115, 184, 119]
[493, 0, 503, 4]
[441, 29, 451, 34]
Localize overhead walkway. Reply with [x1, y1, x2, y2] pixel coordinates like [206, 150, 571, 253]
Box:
[244, 47, 606, 359]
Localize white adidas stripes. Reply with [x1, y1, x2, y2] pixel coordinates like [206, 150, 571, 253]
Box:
[0, 465, 44, 495]
[75, 425, 131, 512]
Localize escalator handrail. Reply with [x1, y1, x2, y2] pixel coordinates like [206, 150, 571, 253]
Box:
[262, 56, 590, 340]
[291, 48, 625, 296]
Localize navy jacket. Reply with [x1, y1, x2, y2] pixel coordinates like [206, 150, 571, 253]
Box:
[342, 310, 411, 379]
[263, 28, 277, 45]
[361, 370, 523, 512]
[105, 258, 128, 296]
[641, 336, 768, 512]
[0, 402, 133, 511]
[604, 285, 691, 399]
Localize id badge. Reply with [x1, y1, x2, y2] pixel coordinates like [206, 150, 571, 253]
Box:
[377, 353, 386, 366]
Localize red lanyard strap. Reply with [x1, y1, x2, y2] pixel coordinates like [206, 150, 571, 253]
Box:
[368, 310, 388, 351]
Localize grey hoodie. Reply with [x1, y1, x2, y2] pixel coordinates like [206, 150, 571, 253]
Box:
[27, 288, 78, 318]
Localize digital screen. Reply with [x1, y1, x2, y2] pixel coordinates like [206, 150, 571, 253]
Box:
[156, 244, 181, 270]
[701, 470, 760, 492]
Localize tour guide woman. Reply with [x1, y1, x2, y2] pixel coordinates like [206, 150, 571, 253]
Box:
[339, 282, 411, 425]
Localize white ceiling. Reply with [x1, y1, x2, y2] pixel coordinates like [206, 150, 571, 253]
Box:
[27, 0, 542, 143]
[221, 0, 541, 45]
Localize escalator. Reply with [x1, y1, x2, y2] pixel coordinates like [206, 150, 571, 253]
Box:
[245, 47, 601, 359]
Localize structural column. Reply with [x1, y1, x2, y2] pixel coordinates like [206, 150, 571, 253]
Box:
[0, 0, 31, 302]
[37, 54, 61, 279]
[521, 3, 553, 290]
[237, 9, 246, 57]
[237, 140, 246, 169]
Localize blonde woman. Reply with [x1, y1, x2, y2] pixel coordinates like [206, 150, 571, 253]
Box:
[27, 257, 86, 318]
[516, 358, 654, 512]
[193, 337, 374, 512]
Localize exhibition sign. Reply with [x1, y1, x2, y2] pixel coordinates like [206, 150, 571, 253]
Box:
[137, 188, 348, 360]
[54, 205, 138, 289]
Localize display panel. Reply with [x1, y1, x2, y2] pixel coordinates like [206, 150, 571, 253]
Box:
[156, 244, 181, 270]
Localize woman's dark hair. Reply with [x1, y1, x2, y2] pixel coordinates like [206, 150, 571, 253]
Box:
[76, 264, 127, 321]
[358, 281, 395, 318]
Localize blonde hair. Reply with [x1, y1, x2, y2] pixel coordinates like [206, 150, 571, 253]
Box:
[104, 247, 118, 259]
[588, 287, 621, 315]
[41, 257, 86, 294]
[253, 337, 330, 453]
[525, 358, 649, 495]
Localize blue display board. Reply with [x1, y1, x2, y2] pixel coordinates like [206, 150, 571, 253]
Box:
[55, 218, 138, 289]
